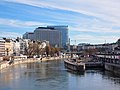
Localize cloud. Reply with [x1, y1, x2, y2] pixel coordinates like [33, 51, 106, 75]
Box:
[69, 26, 120, 33]
[1, 0, 120, 44]
[4, 0, 120, 36]
[4, 0, 120, 26]
[72, 34, 119, 44]
[0, 18, 51, 27]
[0, 31, 22, 38]
[0, 18, 53, 38]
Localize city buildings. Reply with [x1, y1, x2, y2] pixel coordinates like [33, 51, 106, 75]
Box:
[0, 39, 5, 56]
[47, 26, 68, 48]
[13, 39, 20, 56]
[34, 27, 62, 47]
[13, 38, 30, 56]
[69, 40, 119, 54]
[0, 38, 30, 56]
[0, 36, 120, 57]
[77, 43, 118, 52]
[19, 39, 29, 55]
[0, 37, 52, 57]
[117, 38, 120, 47]
[23, 32, 34, 40]
[23, 26, 68, 48]
[4, 39, 14, 56]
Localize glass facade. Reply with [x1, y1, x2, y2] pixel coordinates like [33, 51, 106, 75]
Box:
[47, 26, 68, 48]
[23, 26, 68, 48]
[34, 28, 62, 47]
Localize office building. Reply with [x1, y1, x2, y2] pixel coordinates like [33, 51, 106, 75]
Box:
[34, 27, 61, 47]
[47, 26, 68, 48]
[23, 26, 68, 48]
[23, 32, 34, 40]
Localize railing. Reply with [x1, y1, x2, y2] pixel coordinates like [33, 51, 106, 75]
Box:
[95, 54, 120, 65]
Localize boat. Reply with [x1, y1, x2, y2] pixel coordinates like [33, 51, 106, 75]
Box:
[64, 58, 85, 72]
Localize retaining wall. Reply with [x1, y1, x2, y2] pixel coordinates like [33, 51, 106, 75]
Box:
[105, 63, 120, 75]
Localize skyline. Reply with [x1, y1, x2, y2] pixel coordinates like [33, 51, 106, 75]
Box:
[0, 0, 120, 44]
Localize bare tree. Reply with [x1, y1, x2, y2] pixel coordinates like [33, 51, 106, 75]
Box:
[45, 45, 51, 57]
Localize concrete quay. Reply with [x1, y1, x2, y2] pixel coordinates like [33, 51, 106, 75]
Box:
[85, 62, 103, 69]
[95, 54, 120, 75]
[105, 63, 120, 75]
[0, 57, 65, 70]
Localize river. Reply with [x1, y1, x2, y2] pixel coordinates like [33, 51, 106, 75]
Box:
[0, 59, 120, 90]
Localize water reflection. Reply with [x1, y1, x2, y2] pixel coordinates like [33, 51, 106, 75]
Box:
[102, 71, 120, 84]
[0, 60, 120, 90]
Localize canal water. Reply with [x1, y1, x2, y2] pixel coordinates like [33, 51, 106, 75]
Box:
[0, 60, 120, 90]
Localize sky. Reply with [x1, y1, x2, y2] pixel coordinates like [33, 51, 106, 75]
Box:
[0, 0, 120, 44]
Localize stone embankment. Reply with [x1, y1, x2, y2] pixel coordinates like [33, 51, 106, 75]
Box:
[0, 57, 66, 70]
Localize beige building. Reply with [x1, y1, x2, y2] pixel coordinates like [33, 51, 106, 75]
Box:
[5, 39, 14, 56]
[0, 38, 31, 56]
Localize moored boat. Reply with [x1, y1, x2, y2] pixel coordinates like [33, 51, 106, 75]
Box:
[64, 59, 85, 72]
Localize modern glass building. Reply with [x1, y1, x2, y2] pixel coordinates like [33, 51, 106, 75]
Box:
[117, 38, 120, 47]
[47, 26, 68, 49]
[23, 32, 34, 40]
[23, 26, 68, 48]
[34, 27, 62, 47]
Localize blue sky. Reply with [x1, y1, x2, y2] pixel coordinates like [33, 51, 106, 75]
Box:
[0, 0, 120, 44]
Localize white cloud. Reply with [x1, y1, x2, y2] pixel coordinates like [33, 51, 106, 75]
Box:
[0, 31, 22, 38]
[69, 26, 120, 33]
[72, 34, 119, 44]
[2, 0, 120, 43]
[4, 0, 120, 26]
[0, 18, 53, 38]
[0, 18, 51, 27]
[4, 0, 120, 36]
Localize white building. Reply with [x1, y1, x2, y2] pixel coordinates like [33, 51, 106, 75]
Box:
[77, 42, 118, 53]
[0, 39, 5, 56]
[13, 40, 20, 56]
[19, 39, 29, 55]
[13, 38, 30, 56]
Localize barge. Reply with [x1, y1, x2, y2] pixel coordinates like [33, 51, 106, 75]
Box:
[64, 59, 85, 72]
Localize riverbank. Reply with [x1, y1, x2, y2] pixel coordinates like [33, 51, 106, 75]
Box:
[0, 56, 66, 70]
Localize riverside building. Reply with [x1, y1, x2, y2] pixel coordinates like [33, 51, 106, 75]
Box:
[5, 39, 14, 56]
[47, 26, 68, 49]
[23, 32, 34, 40]
[0, 39, 5, 56]
[23, 26, 68, 48]
[34, 27, 62, 47]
